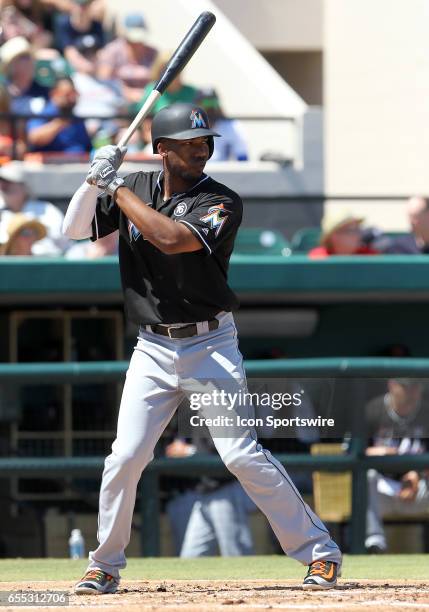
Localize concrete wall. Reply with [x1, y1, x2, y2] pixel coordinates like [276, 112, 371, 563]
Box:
[324, 0, 429, 229]
[212, 0, 323, 51]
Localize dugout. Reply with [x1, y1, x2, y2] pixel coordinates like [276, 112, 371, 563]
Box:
[1, 256, 429, 556]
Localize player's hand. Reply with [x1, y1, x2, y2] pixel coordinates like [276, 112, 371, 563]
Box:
[86, 159, 118, 190]
[398, 470, 419, 502]
[92, 145, 127, 171]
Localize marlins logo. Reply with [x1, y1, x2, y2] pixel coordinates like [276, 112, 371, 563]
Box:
[200, 203, 229, 237]
[128, 219, 141, 241]
[190, 108, 207, 129]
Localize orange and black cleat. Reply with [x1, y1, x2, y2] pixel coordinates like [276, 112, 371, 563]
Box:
[302, 560, 340, 590]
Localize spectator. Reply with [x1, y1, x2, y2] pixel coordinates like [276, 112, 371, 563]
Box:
[0, 161, 66, 254]
[381, 196, 429, 254]
[0, 0, 53, 49]
[197, 88, 248, 161]
[55, 0, 106, 75]
[0, 84, 26, 160]
[65, 230, 118, 259]
[365, 378, 429, 553]
[0, 37, 50, 115]
[97, 12, 157, 104]
[27, 77, 92, 153]
[0, 212, 46, 255]
[70, 34, 125, 139]
[309, 211, 379, 258]
[130, 51, 199, 116]
[116, 115, 154, 156]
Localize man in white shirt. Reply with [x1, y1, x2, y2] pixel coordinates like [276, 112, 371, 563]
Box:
[0, 161, 67, 255]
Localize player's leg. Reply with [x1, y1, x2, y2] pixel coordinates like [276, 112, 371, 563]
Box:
[180, 499, 218, 557]
[82, 333, 183, 584]
[166, 490, 200, 554]
[365, 469, 390, 552]
[367, 469, 429, 552]
[180, 313, 341, 586]
[208, 481, 254, 556]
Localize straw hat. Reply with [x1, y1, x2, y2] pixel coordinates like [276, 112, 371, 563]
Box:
[0, 161, 26, 184]
[1, 213, 47, 255]
[321, 211, 364, 245]
[0, 37, 32, 69]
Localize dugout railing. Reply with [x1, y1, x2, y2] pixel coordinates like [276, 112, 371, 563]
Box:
[1, 358, 429, 556]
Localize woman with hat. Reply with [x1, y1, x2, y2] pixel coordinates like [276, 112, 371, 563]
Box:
[0, 212, 46, 255]
[309, 211, 379, 258]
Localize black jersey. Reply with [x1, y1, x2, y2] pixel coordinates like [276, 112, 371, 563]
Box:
[91, 171, 243, 325]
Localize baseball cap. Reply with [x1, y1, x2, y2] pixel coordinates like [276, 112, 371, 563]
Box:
[123, 13, 152, 44]
[1, 213, 47, 255]
[0, 161, 26, 184]
[321, 210, 365, 245]
[0, 37, 32, 68]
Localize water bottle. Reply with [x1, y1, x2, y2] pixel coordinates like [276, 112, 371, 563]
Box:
[69, 529, 85, 559]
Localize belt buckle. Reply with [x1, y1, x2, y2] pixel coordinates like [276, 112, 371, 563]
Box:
[167, 326, 176, 339]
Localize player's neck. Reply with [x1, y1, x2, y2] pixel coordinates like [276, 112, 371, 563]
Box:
[162, 172, 201, 200]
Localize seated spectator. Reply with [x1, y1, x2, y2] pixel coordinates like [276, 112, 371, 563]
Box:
[381, 196, 429, 254]
[365, 378, 429, 553]
[116, 115, 154, 156]
[163, 427, 255, 557]
[197, 88, 248, 161]
[97, 12, 157, 104]
[0, 212, 47, 255]
[27, 77, 92, 153]
[69, 34, 125, 140]
[65, 230, 118, 259]
[309, 212, 379, 258]
[130, 51, 199, 116]
[0, 161, 67, 254]
[55, 0, 106, 75]
[0, 37, 50, 115]
[0, 0, 53, 49]
[0, 84, 26, 160]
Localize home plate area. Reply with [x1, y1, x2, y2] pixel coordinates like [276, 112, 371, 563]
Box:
[1, 580, 429, 612]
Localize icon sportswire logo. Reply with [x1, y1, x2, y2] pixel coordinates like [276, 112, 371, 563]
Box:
[200, 203, 229, 237]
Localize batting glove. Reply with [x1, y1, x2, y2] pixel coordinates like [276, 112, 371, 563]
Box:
[86, 158, 118, 190]
[91, 145, 127, 171]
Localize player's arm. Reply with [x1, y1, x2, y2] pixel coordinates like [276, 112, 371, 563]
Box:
[85, 148, 203, 254]
[62, 145, 127, 240]
[115, 187, 203, 254]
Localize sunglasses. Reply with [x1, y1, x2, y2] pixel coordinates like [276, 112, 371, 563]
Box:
[18, 228, 38, 238]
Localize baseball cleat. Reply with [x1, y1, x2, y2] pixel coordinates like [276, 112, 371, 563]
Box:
[302, 560, 339, 590]
[74, 568, 119, 595]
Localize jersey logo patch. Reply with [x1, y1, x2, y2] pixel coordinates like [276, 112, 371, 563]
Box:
[128, 219, 141, 241]
[199, 203, 229, 237]
[190, 109, 207, 129]
[173, 202, 188, 217]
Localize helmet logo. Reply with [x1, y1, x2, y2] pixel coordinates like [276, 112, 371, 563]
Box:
[190, 109, 207, 129]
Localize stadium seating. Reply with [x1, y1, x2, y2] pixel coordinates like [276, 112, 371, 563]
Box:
[233, 228, 291, 256]
[290, 227, 321, 252]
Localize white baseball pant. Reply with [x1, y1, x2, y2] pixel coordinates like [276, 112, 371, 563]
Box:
[88, 312, 341, 577]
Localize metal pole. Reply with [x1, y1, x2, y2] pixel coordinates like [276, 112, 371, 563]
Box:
[140, 472, 160, 557]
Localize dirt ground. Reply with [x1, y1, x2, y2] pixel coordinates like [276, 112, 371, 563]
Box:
[0, 579, 428, 612]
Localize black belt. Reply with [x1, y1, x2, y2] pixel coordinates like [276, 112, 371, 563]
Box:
[147, 319, 219, 339]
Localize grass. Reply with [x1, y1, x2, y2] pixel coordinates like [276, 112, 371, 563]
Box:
[0, 555, 427, 582]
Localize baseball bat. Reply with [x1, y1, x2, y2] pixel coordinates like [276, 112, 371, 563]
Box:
[118, 11, 216, 149]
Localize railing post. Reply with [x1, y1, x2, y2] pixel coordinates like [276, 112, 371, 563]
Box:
[140, 471, 160, 557]
[349, 377, 368, 554]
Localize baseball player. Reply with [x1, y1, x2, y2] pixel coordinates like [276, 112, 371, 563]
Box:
[62, 102, 342, 594]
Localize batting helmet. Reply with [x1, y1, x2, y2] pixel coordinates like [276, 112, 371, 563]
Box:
[151, 103, 220, 158]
